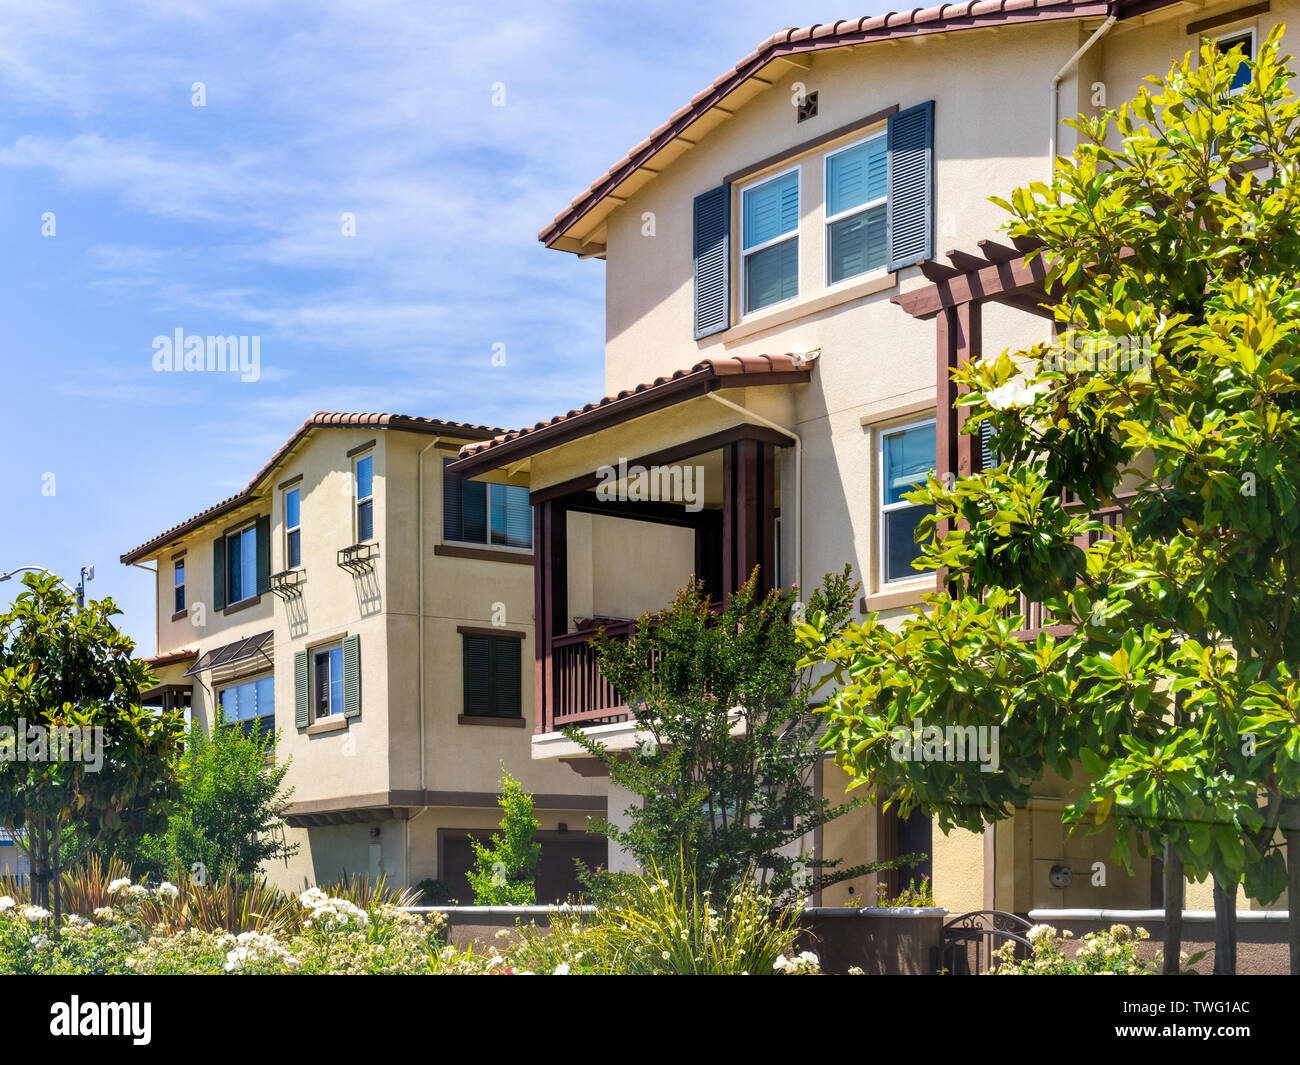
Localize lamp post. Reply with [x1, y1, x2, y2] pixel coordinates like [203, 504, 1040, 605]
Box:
[0, 565, 93, 610]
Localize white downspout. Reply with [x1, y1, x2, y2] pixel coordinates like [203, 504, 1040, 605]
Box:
[1050, 15, 1116, 170]
[704, 352, 817, 597]
[409, 436, 440, 889]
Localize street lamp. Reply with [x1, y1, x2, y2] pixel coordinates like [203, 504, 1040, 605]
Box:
[0, 565, 93, 610]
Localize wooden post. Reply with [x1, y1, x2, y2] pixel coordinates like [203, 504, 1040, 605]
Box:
[532, 500, 568, 734]
[722, 438, 777, 598]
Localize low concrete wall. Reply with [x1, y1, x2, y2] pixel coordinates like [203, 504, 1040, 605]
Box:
[403, 905, 596, 953]
[1027, 909, 1291, 975]
[795, 907, 947, 975]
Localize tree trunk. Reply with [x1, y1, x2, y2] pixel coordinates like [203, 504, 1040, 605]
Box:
[1212, 874, 1238, 975]
[1285, 799, 1300, 975]
[51, 820, 61, 936]
[1162, 841, 1184, 974]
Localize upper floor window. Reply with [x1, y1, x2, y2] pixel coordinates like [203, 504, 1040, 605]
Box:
[213, 515, 269, 610]
[462, 632, 522, 719]
[1215, 29, 1255, 94]
[741, 167, 800, 314]
[354, 453, 374, 543]
[219, 674, 274, 740]
[880, 419, 936, 585]
[293, 634, 361, 727]
[173, 558, 185, 614]
[825, 133, 887, 285]
[284, 486, 302, 568]
[443, 459, 532, 549]
[226, 523, 258, 604]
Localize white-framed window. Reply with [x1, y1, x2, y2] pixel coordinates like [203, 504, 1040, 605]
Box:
[284, 486, 301, 569]
[225, 522, 258, 604]
[354, 453, 374, 543]
[879, 418, 937, 585]
[1215, 27, 1256, 94]
[740, 165, 800, 314]
[313, 643, 345, 719]
[219, 674, 274, 739]
[825, 132, 888, 286]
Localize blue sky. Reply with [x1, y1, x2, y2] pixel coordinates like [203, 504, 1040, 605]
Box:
[0, 0, 867, 649]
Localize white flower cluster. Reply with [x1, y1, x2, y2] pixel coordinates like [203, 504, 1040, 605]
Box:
[156, 881, 180, 900]
[21, 905, 51, 923]
[298, 888, 369, 930]
[108, 878, 132, 894]
[0, 896, 14, 913]
[221, 930, 295, 973]
[773, 951, 820, 975]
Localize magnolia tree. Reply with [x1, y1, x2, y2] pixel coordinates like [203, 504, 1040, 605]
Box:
[799, 29, 1300, 974]
[0, 573, 183, 925]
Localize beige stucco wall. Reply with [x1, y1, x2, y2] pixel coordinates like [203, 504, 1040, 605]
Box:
[136, 425, 606, 891]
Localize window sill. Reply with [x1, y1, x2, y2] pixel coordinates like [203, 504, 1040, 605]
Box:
[434, 543, 534, 566]
[861, 581, 931, 613]
[306, 716, 349, 736]
[171, 608, 188, 622]
[458, 714, 526, 728]
[223, 595, 262, 616]
[721, 270, 897, 345]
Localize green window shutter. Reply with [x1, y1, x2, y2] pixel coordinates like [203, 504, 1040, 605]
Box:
[212, 538, 227, 611]
[693, 183, 731, 339]
[498, 637, 522, 717]
[294, 650, 309, 728]
[342, 634, 361, 719]
[442, 458, 463, 542]
[886, 100, 934, 272]
[462, 634, 491, 717]
[255, 514, 271, 595]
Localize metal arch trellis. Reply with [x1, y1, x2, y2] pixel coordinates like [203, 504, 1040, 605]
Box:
[937, 910, 1035, 975]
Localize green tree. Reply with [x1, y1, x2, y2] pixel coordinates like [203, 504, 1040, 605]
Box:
[800, 29, 1300, 974]
[569, 567, 914, 898]
[0, 572, 182, 925]
[467, 770, 541, 905]
[121, 720, 298, 883]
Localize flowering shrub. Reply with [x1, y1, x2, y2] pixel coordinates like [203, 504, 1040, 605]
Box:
[773, 951, 821, 974]
[990, 924, 1160, 975]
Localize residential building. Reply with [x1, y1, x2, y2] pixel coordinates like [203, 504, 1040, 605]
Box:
[447, 0, 1289, 914]
[122, 413, 606, 898]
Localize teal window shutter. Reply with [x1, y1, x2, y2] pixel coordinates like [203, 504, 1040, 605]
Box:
[342, 634, 361, 719]
[886, 100, 934, 271]
[693, 184, 731, 339]
[294, 650, 309, 728]
[255, 514, 271, 595]
[212, 538, 227, 611]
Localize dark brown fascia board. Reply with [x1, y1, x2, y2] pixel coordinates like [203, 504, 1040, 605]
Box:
[284, 790, 606, 818]
[540, 0, 1131, 250]
[346, 438, 376, 458]
[722, 103, 899, 186]
[1187, 2, 1268, 35]
[529, 422, 795, 504]
[449, 368, 808, 482]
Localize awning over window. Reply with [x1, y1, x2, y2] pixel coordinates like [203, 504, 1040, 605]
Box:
[184, 630, 273, 677]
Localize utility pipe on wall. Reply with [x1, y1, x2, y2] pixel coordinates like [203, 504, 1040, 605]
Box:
[408, 435, 441, 889]
[1050, 15, 1116, 170]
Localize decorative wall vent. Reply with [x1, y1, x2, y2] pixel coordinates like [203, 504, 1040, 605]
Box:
[797, 91, 818, 123]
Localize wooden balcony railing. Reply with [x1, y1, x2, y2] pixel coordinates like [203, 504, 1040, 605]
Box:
[547, 621, 639, 732]
[1012, 496, 1131, 641]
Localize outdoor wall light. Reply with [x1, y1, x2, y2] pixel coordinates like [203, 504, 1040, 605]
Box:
[1049, 864, 1073, 888]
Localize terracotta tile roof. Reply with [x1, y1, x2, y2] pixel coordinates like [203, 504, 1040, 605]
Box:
[452, 354, 811, 473]
[540, 0, 1175, 249]
[143, 648, 198, 668]
[121, 412, 501, 564]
